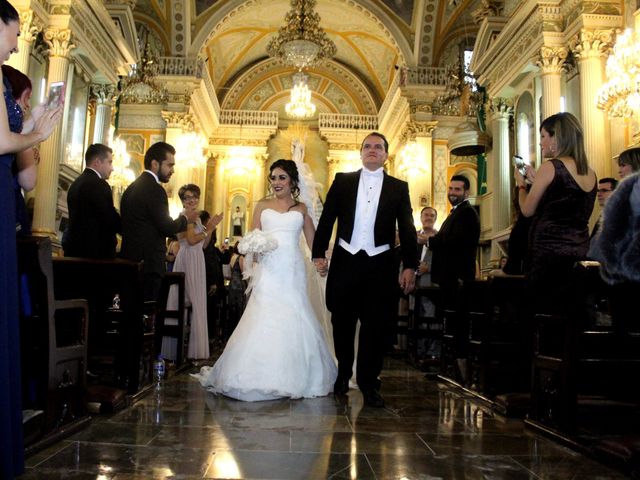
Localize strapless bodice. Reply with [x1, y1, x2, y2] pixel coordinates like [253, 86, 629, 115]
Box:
[260, 208, 304, 248]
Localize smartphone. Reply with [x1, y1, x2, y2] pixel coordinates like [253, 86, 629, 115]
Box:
[513, 155, 528, 177]
[46, 81, 65, 110]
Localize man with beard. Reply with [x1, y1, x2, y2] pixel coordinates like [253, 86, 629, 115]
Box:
[120, 142, 198, 300]
[429, 175, 480, 382]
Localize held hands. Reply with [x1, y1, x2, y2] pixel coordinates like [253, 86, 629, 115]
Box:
[399, 268, 416, 294]
[313, 258, 329, 277]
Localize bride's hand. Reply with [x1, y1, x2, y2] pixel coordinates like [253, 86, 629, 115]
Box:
[313, 258, 328, 277]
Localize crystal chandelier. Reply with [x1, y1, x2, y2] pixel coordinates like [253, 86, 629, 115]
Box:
[597, 26, 640, 118]
[119, 42, 168, 105]
[285, 72, 316, 119]
[108, 137, 136, 190]
[267, 0, 336, 69]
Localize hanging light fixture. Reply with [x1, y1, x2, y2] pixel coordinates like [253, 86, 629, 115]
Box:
[267, 0, 336, 69]
[285, 72, 316, 119]
[597, 25, 640, 119]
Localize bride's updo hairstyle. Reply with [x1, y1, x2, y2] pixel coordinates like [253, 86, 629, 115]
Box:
[269, 159, 300, 199]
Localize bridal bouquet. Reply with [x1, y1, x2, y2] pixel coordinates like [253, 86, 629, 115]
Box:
[238, 229, 278, 291]
[238, 229, 278, 255]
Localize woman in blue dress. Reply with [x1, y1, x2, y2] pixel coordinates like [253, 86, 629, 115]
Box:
[0, 2, 63, 476]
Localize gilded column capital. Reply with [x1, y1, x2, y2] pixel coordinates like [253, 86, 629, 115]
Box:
[488, 97, 513, 118]
[570, 29, 615, 60]
[18, 10, 43, 43]
[400, 121, 438, 143]
[537, 46, 569, 75]
[161, 111, 195, 131]
[43, 28, 75, 58]
[91, 84, 117, 105]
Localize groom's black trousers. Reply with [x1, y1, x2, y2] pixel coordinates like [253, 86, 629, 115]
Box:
[326, 245, 397, 392]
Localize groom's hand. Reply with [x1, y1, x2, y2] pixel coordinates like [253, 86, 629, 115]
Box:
[313, 258, 329, 277]
[399, 268, 416, 294]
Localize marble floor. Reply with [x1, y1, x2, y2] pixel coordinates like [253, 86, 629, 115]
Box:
[21, 358, 628, 479]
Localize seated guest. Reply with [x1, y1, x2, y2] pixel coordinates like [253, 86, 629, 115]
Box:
[590, 172, 640, 285]
[590, 177, 618, 242]
[63, 143, 121, 259]
[617, 147, 640, 179]
[503, 186, 532, 275]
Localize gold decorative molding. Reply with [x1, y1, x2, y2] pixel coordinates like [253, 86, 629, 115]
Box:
[536, 46, 569, 75]
[488, 97, 514, 117]
[400, 121, 438, 144]
[18, 10, 43, 43]
[161, 111, 195, 131]
[43, 28, 75, 58]
[570, 29, 615, 60]
[91, 84, 117, 105]
[472, 0, 503, 24]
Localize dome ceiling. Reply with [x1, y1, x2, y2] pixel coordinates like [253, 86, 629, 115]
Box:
[132, 0, 484, 116]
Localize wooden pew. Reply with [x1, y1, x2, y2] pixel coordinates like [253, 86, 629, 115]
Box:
[467, 275, 529, 399]
[52, 257, 152, 395]
[527, 262, 640, 439]
[17, 236, 91, 447]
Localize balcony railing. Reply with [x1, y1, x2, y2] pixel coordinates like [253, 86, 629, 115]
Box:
[157, 57, 203, 78]
[318, 113, 378, 130]
[219, 109, 279, 127]
[402, 66, 448, 87]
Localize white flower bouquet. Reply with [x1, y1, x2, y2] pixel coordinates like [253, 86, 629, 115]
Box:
[238, 229, 278, 256]
[238, 229, 278, 290]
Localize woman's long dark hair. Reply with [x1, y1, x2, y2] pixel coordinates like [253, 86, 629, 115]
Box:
[269, 159, 300, 201]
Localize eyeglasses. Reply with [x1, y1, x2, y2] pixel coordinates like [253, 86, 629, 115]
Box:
[597, 189, 613, 193]
[183, 195, 199, 200]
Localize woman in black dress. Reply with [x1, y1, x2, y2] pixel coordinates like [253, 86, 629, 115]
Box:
[515, 112, 597, 312]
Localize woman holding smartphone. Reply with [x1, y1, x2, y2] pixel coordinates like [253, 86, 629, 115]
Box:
[515, 112, 596, 312]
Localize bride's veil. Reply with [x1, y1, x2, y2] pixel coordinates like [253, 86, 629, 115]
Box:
[291, 138, 336, 357]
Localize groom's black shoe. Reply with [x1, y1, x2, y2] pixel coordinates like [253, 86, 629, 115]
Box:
[333, 378, 349, 396]
[362, 389, 385, 408]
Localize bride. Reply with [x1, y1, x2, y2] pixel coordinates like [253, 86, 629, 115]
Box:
[193, 159, 337, 401]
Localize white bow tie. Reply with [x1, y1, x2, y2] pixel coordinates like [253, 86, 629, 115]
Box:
[362, 169, 383, 179]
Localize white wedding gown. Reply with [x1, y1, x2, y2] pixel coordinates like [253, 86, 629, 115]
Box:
[194, 208, 337, 401]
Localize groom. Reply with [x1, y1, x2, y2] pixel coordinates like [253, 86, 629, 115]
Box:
[313, 132, 418, 407]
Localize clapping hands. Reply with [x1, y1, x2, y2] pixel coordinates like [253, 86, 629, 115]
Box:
[206, 212, 223, 231]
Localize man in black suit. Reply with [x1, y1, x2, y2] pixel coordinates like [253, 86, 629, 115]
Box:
[312, 132, 418, 407]
[63, 143, 121, 259]
[429, 174, 480, 380]
[120, 142, 197, 301]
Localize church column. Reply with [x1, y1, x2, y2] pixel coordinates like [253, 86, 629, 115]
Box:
[161, 111, 194, 213]
[6, 10, 41, 72]
[489, 98, 513, 233]
[537, 46, 568, 120]
[32, 28, 75, 239]
[398, 121, 437, 223]
[570, 29, 614, 179]
[91, 84, 117, 145]
[212, 154, 225, 236]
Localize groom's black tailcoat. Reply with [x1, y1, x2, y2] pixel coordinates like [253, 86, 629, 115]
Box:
[312, 170, 417, 391]
[120, 172, 187, 300]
